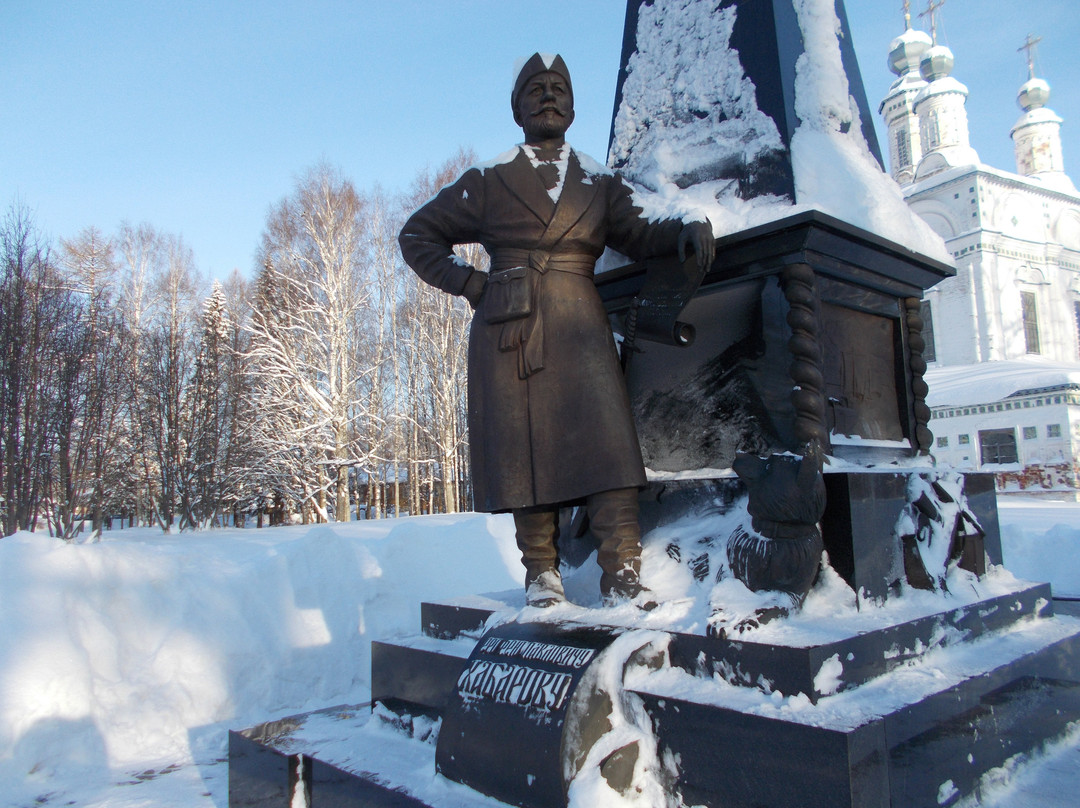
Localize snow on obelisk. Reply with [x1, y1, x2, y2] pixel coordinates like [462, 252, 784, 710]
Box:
[608, 0, 951, 263]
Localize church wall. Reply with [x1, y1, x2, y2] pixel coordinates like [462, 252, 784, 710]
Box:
[1044, 264, 1079, 360]
[910, 168, 1080, 368]
[1002, 264, 1035, 359]
[924, 260, 981, 365]
[980, 250, 1012, 361]
[1052, 207, 1080, 249]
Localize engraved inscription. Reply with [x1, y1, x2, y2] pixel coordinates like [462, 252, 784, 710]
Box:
[457, 659, 574, 712]
[478, 637, 596, 669]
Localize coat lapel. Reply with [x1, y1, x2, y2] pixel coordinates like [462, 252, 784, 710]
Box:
[540, 151, 600, 247]
[492, 148, 555, 223]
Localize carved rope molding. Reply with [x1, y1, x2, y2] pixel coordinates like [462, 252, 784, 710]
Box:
[781, 263, 828, 452]
[904, 297, 934, 453]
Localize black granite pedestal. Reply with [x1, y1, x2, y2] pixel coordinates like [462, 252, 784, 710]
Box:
[374, 585, 1080, 808]
[821, 471, 1002, 600]
[435, 621, 626, 808]
[231, 569, 1080, 808]
[598, 211, 954, 471]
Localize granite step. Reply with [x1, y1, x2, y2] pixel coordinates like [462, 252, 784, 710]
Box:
[240, 603, 1080, 808]
[370, 633, 476, 717]
[406, 581, 1056, 702]
[633, 614, 1080, 808]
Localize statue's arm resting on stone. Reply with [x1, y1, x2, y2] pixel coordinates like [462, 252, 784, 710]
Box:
[398, 168, 488, 308]
[678, 219, 715, 270]
[603, 175, 715, 270]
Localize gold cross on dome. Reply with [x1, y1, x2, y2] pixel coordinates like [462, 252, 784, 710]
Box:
[919, 0, 947, 44]
[1018, 33, 1043, 80]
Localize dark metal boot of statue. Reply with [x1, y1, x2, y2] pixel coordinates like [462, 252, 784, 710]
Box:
[588, 487, 657, 609]
[712, 444, 826, 636]
[513, 508, 566, 607]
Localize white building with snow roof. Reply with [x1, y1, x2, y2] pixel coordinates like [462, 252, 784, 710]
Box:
[880, 15, 1080, 497]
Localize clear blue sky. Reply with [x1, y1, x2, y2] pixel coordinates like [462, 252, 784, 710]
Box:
[3, 0, 1077, 280]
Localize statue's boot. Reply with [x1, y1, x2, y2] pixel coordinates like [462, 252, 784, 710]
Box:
[589, 488, 657, 610]
[513, 507, 565, 607]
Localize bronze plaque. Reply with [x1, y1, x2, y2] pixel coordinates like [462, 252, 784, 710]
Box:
[820, 302, 903, 442]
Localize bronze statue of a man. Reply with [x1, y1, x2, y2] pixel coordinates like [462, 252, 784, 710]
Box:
[399, 53, 714, 608]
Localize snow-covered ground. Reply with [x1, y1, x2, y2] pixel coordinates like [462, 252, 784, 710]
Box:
[1, 495, 1078, 807]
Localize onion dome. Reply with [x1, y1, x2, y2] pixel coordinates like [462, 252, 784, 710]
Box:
[920, 44, 955, 82]
[889, 28, 933, 77]
[1018, 76, 1052, 111]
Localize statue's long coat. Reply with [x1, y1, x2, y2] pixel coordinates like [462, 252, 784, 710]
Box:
[399, 147, 682, 512]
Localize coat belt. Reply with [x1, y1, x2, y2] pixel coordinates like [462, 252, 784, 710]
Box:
[487, 250, 597, 378]
[489, 249, 595, 276]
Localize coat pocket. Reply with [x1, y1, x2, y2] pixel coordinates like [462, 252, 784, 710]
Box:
[483, 266, 534, 324]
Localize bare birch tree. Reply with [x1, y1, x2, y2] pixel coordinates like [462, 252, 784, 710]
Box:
[398, 149, 479, 514]
[216, 270, 257, 526]
[248, 164, 376, 522]
[53, 227, 129, 540]
[116, 223, 164, 527]
[132, 231, 202, 532]
[1, 205, 64, 535]
[179, 282, 229, 529]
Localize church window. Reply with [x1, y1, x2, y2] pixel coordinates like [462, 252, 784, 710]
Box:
[1021, 292, 1041, 354]
[1073, 300, 1080, 359]
[895, 129, 911, 167]
[1022, 426, 1037, 440]
[927, 113, 941, 150]
[920, 301, 936, 361]
[1048, 424, 1063, 438]
[979, 429, 1018, 465]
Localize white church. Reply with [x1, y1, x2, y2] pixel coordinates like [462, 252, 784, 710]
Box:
[879, 14, 1080, 498]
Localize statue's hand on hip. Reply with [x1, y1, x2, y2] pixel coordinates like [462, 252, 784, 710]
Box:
[462, 271, 488, 309]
